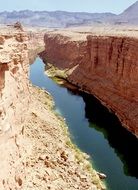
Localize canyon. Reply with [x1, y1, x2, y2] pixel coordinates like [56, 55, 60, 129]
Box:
[0, 2, 138, 189]
[0, 25, 104, 190]
[0, 22, 138, 190]
[40, 26, 138, 137]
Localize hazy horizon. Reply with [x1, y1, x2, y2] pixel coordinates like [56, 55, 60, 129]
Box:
[0, 0, 137, 14]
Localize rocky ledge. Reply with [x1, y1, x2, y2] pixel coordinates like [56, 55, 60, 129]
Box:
[40, 26, 138, 137]
[0, 26, 104, 189]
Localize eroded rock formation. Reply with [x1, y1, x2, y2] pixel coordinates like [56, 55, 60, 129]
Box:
[41, 29, 138, 137]
[28, 31, 45, 63]
[0, 28, 30, 189]
[0, 27, 44, 189]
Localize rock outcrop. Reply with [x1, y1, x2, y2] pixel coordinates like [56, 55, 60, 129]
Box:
[28, 31, 45, 63]
[0, 28, 30, 189]
[41, 28, 138, 137]
[0, 26, 44, 189]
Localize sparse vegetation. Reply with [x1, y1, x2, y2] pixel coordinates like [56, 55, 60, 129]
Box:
[46, 63, 68, 79]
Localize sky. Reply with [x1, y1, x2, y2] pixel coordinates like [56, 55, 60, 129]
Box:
[0, 0, 137, 14]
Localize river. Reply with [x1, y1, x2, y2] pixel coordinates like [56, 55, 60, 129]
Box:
[30, 57, 138, 190]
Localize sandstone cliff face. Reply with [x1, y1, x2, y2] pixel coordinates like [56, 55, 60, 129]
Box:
[0, 29, 30, 189]
[42, 31, 138, 137]
[0, 31, 30, 131]
[0, 27, 44, 189]
[28, 31, 45, 64]
[0, 28, 33, 189]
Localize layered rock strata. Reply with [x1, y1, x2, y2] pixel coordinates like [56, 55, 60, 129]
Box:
[28, 31, 45, 63]
[0, 26, 44, 189]
[0, 26, 104, 190]
[0, 27, 30, 189]
[41, 29, 138, 137]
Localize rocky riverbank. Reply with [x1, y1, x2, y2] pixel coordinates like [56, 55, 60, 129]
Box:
[22, 85, 105, 190]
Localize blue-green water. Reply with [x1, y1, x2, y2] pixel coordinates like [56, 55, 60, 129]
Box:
[30, 58, 138, 190]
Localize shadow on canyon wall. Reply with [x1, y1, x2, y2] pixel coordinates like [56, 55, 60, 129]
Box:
[63, 83, 138, 178]
[80, 92, 138, 179]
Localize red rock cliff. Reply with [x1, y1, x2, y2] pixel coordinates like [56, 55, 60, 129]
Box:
[42, 30, 138, 137]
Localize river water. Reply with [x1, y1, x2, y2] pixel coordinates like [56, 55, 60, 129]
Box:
[30, 58, 138, 190]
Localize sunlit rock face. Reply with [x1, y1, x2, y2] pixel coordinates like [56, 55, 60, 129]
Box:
[0, 26, 44, 189]
[0, 30, 30, 134]
[41, 30, 138, 137]
[0, 28, 30, 189]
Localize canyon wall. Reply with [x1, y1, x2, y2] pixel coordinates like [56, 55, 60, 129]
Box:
[0, 27, 105, 190]
[42, 30, 138, 137]
[0, 27, 44, 189]
[28, 31, 45, 64]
